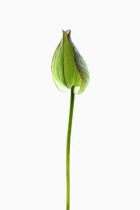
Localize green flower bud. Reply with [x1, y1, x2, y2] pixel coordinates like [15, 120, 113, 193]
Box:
[51, 30, 89, 94]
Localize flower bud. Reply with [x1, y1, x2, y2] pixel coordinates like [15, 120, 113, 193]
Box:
[51, 30, 89, 94]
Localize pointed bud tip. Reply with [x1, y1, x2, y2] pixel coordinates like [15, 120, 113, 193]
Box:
[66, 29, 71, 35]
[62, 29, 71, 36]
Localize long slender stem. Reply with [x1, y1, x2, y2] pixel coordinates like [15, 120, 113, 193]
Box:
[66, 87, 75, 210]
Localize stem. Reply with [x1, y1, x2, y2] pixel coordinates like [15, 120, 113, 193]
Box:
[66, 87, 75, 210]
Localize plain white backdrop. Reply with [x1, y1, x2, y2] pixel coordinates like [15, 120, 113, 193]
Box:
[0, 0, 140, 209]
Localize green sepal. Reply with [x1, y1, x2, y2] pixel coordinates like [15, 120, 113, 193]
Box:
[51, 31, 81, 92]
[51, 40, 68, 92]
[62, 31, 81, 89]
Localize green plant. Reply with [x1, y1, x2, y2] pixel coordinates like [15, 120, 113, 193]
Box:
[51, 29, 89, 210]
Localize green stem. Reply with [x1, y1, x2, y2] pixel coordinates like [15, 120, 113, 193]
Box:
[66, 87, 75, 210]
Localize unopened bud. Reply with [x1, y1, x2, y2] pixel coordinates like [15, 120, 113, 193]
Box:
[51, 30, 89, 94]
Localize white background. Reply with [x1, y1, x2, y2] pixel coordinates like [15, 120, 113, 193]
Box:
[0, 0, 140, 209]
